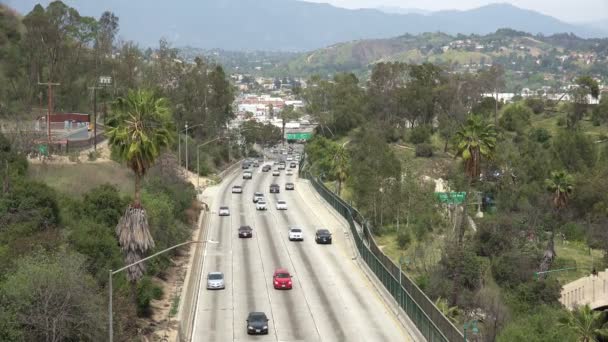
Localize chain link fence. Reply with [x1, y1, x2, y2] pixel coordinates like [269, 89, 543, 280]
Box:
[299, 156, 463, 342]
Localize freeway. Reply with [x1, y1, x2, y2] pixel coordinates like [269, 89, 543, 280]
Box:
[192, 150, 417, 341]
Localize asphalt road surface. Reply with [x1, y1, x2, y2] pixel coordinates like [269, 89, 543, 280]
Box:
[192, 154, 417, 342]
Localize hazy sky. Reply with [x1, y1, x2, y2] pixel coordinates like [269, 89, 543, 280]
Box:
[302, 0, 608, 22]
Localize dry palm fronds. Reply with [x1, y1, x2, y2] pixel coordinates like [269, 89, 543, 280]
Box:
[116, 206, 155, 282]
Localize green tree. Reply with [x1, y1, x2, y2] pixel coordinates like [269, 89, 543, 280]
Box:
[499, 103, 533, 133]
[539, 170, 574, 274]
[0, 250, 105, 341]
[455, 115, 498, 180]
[331, 143, 349, 196]
[569, 76, 600, 128]
[558, 304, 608, 342]
[106, 89, 174, 282]
[279, 105, 301, 144]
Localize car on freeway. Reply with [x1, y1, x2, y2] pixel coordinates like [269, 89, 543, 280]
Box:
[258, 158, 264, 163]
[243, 171, 252, 179]
[253, 192, 264, 203]
[276, 200, 287, 210]
[232, 185, 243, 194]
[272, 268, 293, 289]
[286, 156, 293, 161]
[290, 162, 297, 168]
[288, 227, 303, 241]
[246, 312, 269, 335]
[286, 169, 293, 176]
[206, 272, 225, 290]
[241, 161, 250, 169]
[315, 229, 332, 244]
[238, 225, 253, 238]
[262, 165, 271, 172]
[256, 200, 267, 211]
[285, 182, 295, 190]
[278, 163, 286, 170]
[269, 184, 280, 193]
[219, 206, 230, 216]
[272, 170, 280, 176]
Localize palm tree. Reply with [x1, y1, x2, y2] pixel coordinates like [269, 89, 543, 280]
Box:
[559, 304, 608, 342]
[539, 170, 574, 275]
[106, 89, 174, 282]
[455, 115, 497, 181]
[332, 143, 349, 196]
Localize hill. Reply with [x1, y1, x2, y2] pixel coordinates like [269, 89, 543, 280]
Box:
[269, 30, 608, 89]
[8, 1, 607, 51]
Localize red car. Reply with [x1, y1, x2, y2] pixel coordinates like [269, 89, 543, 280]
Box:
[272, 268, 293, 290]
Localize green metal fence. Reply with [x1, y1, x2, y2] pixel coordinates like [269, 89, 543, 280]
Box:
[299, 158, 463, 342]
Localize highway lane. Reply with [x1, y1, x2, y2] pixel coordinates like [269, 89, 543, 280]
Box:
[193, 156, 415, 342]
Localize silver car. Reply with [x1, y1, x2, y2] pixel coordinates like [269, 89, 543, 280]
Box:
[207, 272, 225, 290]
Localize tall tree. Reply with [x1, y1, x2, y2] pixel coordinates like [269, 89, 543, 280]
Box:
[332, 143, 349, 196]
[569, 76, 600, 128]
[455, 115, 497, 181]
[279, 105, 301, 144]
[106, 89, 174, 282]
[539, 170, 574, 274]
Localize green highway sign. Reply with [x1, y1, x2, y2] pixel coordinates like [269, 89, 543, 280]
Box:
[286, 132, 313, 141]
[435, 192, 467, 204]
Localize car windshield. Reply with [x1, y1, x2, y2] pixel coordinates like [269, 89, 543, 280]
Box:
[318, 229, 330, 235]
[258, 200, 266, 204]
[208, 273, 223, 280]
[233, 186, 241, 188]
[249, 313, 266, 321]
[278, 201, 286, 204]
[220, 207, 228, 210]
[255, 192, 263, 196]
[275, 273, 290, 278]
[290, 228, 301, 232]
[240, 226, 251, 231]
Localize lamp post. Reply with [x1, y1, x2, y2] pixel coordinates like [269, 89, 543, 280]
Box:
[108, 239, 217, 342]
[178, 122, 204, 169]
[197, 137, 222, 188]
[463, 319, 479, 341]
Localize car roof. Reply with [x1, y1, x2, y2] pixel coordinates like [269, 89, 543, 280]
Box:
[208, 271, 223, 276]
[220, 206, 229, 209]
[248, 312, 267, 319]
[254, 192, 263, 195]
[233, 185, 242, 187]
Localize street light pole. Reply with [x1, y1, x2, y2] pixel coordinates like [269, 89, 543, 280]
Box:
[108, 239, 217, 342]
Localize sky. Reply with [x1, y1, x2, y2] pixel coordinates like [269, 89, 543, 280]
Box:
[302, 0, 608, 22]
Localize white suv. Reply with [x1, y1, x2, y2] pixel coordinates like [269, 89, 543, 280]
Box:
[288, 227, 303, 241]
[219, 206, 230, 216]
[256, 200, 267, 211]
[276, 200, 287, 210]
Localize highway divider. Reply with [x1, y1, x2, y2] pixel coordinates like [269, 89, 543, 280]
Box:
[299, 156, 463, 342]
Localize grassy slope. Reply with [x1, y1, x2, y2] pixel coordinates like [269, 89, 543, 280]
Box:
[28, 162, 134, 197]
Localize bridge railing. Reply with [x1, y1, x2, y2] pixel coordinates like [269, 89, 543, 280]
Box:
[299, 156, 463, 342]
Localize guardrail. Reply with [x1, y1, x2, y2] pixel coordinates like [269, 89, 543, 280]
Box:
[299, 156, 463, 342]
[176, 159, 242, 342]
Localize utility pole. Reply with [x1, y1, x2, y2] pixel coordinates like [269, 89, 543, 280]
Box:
[88, 86, 102, 151]
[38, 81, 60, 145]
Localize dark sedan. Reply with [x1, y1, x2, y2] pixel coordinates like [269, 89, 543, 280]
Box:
[246, 312, 269, 335]
[285, 182, 295, 190]
[238, 225, 253, 238]
[315, 229, 332, 244]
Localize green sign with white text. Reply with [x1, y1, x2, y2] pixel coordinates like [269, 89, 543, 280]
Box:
[286, 132, 313, 140]
[435, 192, 467, 204]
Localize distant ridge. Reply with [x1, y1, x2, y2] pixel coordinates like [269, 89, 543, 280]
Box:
[9, 0, 608, 51]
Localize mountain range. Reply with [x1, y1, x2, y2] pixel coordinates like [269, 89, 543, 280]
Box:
[8, 0, 608, 51]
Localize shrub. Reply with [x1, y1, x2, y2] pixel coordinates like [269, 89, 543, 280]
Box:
[556, 117, 566, 127]
[560, 222, 586, 242]
[397, 229, 412, 249]
[136, 277, 164, 317]
[87, 151, 100, 161]
[524, 98, 545, 114]
[499, 103, 532, 132]
[529, 128, 551, 143]
[408, 125, 432, 144]
[415, 143, 433, 157]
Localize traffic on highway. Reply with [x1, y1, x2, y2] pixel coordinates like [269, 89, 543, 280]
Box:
[192, 144, 414, 341]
